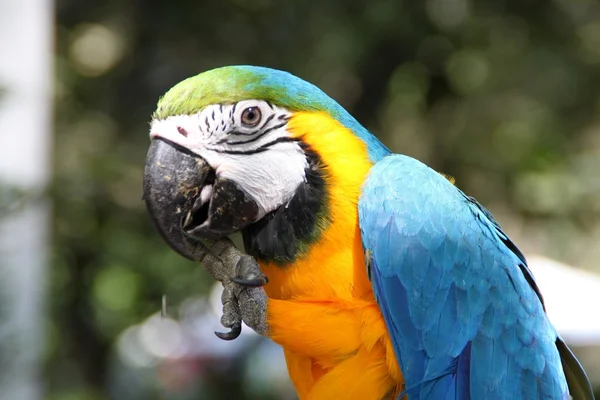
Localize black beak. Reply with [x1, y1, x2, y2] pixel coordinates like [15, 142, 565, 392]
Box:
[143, 139, 260, 260]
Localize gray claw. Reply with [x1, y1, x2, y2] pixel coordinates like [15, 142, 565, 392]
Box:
[214, 324, 242, 340]
[217, 282, 243, 341]
[234, 255, 268, 287]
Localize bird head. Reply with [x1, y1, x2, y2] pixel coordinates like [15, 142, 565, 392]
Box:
[143, 66, 389, 263]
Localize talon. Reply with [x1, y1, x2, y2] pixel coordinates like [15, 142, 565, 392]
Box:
[214, 324, 242, 340]
[232, 276, 268, 287]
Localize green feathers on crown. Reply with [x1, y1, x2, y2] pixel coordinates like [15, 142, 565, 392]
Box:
[152, 65, 390, 162]
[154, 66, 330, 120]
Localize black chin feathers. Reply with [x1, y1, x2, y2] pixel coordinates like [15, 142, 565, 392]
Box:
[242, 144, 328, 265]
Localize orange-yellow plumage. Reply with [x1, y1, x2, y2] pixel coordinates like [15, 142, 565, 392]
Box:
[259, 112, 404, 399]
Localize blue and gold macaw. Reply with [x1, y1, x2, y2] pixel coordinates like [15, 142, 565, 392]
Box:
[143, 66, 594, 399]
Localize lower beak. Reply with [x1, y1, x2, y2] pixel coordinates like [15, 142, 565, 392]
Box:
[143, 139, 259, 260]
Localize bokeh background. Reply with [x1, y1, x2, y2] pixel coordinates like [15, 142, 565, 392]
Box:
[2, 0, 600, 398]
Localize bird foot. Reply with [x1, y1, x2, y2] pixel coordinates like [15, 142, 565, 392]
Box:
[190, 238, 268, 340]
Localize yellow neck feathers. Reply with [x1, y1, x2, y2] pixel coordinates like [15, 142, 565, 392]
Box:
[260, 111, 374, 301]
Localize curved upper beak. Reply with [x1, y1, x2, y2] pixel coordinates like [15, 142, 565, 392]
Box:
[143, 139, 259, 260]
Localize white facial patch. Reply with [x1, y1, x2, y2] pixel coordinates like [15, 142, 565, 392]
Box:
[150, 100, 307, 219]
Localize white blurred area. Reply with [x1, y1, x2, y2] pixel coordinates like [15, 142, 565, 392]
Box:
[528, 255, 600, 384]
[0, 0, 52, 399]
[109, 282, 296, 400]
[528, 255, 600, 345]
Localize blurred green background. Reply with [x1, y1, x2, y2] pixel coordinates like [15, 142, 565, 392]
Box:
[3, 0, 600, 398]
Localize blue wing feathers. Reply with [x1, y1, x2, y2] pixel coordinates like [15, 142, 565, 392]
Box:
[455, 342, 471, 399]
[359, 155, 593, 399]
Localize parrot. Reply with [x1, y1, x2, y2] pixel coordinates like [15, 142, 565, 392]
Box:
[142, 65, 595, 400]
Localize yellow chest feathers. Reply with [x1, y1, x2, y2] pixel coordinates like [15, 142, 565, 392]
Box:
[258, 112, 403, 400]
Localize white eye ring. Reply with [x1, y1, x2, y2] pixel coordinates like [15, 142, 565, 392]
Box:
[240, 106, 262, 127]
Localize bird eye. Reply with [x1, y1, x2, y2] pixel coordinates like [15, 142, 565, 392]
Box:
[240, 107, 262, 127]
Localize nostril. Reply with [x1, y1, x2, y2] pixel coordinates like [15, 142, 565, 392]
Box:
[177, 126, 188, 137]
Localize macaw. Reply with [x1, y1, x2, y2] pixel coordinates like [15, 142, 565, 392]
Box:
[142, 65, 594, 400]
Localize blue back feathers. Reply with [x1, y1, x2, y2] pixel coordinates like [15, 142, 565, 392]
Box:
[358, 155, 594, 400]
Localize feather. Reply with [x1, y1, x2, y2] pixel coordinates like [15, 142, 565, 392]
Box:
[555, 338, 595, 400]
[358, 154, 594, 400]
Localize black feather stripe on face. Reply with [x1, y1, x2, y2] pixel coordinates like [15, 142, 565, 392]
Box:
[242, 143, 329, 265]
